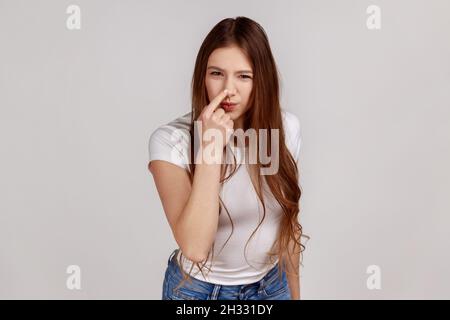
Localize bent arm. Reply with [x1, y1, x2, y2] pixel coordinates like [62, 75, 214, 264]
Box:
[149, 150, 222, 263]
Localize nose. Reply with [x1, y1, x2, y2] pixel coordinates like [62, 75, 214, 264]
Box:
[224, 87, 237, 101]
[224, 77, 237, 99]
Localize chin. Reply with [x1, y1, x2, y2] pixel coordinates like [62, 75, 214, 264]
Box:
[229, 112, 240, 119]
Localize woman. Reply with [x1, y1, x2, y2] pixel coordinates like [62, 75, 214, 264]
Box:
[148, 16, 307, 300]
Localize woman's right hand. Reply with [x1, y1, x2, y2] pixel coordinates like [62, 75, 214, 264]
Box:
[197, 89, 234, 151]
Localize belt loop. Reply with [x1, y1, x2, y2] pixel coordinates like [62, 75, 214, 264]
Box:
[210, 284, 221, 300]
[258, 277, 265, 295]
[167, 248, 178, 265]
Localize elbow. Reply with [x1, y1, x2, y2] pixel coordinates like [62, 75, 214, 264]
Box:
[186, 253, 208, 264]
[178, 244, 209, 264]
[174, 226, 209, 263]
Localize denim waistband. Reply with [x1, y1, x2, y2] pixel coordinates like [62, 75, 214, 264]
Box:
[166, 248, 283, 292]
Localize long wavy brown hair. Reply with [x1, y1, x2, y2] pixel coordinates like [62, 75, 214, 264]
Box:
[173, 16, 309, 292]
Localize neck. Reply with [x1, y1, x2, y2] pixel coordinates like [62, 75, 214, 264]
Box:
[232, 116, 249, 148]
[234, 116, 244, 130]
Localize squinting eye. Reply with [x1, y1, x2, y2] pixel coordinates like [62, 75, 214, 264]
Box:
[240, 75, 252, 79]
[210, 71, 222, 76]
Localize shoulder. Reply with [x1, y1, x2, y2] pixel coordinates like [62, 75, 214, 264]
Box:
[281, 109, 302, 163]
[281, 109, 301, 135]
[148, 112, 192, 171]
[149, 111, 191, 144]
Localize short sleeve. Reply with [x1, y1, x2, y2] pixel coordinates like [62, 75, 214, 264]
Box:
[283, 111, 302, 164]
[148, 125, 191, 171]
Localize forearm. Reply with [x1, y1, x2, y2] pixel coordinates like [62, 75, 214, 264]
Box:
[174, 151, 222, 262]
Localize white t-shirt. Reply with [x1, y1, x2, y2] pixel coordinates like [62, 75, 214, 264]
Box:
[148, 109, 302, 285]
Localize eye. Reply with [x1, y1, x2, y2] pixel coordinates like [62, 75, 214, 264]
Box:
[210, 71, 222, 76]
[239, 74, 252, 79]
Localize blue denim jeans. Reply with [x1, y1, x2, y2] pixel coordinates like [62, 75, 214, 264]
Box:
[162, 249, 292, 300]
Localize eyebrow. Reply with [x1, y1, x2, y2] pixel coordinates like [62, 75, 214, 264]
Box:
[207, 66, 253, 74]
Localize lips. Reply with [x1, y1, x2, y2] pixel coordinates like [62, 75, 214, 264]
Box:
[221, 102, 237, 111]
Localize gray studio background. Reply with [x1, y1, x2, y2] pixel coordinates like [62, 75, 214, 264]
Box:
[1, 0, 449, 299]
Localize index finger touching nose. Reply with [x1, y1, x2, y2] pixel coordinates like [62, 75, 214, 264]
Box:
[203, 89, 229, 118]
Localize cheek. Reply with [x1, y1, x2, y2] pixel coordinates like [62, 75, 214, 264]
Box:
[205, 78, 222, 100]
[239, 83, 253, 103]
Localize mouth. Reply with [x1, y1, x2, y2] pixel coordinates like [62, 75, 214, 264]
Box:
[220, 102, 238, 112]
